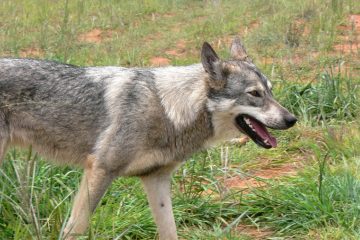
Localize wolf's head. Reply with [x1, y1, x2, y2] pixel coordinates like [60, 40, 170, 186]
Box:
[202, 37, 297, 149]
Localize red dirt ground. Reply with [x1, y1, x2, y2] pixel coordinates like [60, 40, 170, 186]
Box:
[224, 162, 299, 190]
[334, 14, 360, 54]
[149, 57, 171, 66]
[19, 48, 44, 58]
[333, 14, 360, 76]
[78, 28, 114, 44]
[237, 224, 273, 239]
[165, 40, 187, 57]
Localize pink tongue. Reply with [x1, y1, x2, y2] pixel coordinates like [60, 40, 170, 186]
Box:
[249, 118, 277, 147]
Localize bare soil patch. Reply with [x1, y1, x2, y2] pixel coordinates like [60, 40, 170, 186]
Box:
[149, 12, 177, 21]
[243, 19, 260, 36]
[332, 14, 360, 77]
[224, 162, 299, 190]
[78, 28, 115, 44]
[165, 40, 187, 57]
[334, 30, 360, 54]
[295, 18, 311, 36]
[237, 224, 273, 240]
[165, 49, 181, 56]
[334, 14, 360, 54]
[214, 36, 233, 49]
[19, 48, 44, 58]
[149, 57, 171, 67]
[349, 14, 360, 30]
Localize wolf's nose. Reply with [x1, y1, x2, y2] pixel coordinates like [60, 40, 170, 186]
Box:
[285, 115, 297, 128]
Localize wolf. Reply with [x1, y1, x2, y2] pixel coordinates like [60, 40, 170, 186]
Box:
[0, 37, 297, 239]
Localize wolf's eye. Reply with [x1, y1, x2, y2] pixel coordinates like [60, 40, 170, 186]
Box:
[248, 90, 261, 97]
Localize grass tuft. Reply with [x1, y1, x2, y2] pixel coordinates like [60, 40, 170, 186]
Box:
[279, 70, 359, 125]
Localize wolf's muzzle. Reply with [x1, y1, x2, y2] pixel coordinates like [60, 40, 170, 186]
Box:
[284, 115, 297, 128]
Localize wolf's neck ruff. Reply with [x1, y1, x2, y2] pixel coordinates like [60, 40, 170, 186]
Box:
[153, 64, 209, 130]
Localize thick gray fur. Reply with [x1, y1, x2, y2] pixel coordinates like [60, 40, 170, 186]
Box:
[0, 38, 296, 240]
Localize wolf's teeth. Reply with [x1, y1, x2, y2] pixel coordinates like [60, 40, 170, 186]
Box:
[264, 139, 269, 144]
[244, 118, 254, 130]
[244, 117, 256, 132]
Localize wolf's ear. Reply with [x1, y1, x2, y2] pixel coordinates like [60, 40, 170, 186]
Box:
[201, 42, 220, 79]
[230, 37, 248, 61]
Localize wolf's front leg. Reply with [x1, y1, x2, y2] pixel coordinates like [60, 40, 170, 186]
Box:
[141, 169, 178, 240]
[63, 157, 114, 240]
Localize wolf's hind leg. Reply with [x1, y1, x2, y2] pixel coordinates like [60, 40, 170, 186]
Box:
[63, 156, 114, 240]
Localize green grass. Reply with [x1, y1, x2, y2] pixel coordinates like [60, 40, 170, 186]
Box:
[0, 0, 360, 239]
[279, 71, 359, 125]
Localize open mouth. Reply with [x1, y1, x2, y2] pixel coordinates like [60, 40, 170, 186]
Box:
[235, 115, 277, 149]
